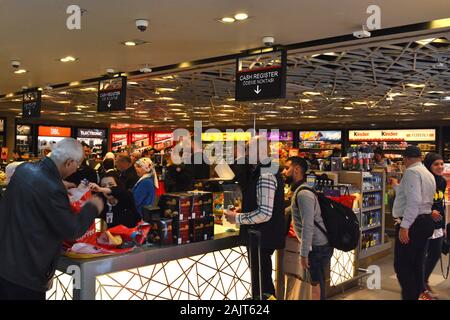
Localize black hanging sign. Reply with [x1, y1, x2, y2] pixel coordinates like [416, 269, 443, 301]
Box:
[97, 76, 127, 112]
[22, 89, 41, 118]
[235, 49, 287, 101]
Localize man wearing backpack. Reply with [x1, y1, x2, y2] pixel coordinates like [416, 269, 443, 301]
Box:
[282, 156, 333, 300]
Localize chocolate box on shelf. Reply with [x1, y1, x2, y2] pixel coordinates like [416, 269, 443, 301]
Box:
[203, 215, 215, 241]
[189, 218, 205, 243]
[173, 219, 190, 245]
[158, 193, 192, 221]
[148, 218, 173, 246]
[188, 191, 213, 218]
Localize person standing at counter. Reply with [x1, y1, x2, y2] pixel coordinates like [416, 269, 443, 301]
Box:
[420, 152, 447, 300]
[65, 141, 98, 185]
[89, 173, 141, 228]
[391, 145, 435, 300]
[0, 138, 104, 300]
[116, 154, 139, 191]
[225, 136, 285, 299]
[132, 157, 157, 216]
[373, 146, 390, 169]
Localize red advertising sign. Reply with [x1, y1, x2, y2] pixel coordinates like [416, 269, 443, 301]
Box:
[154, 132, 173, 143]
[111, 133, 128, 143]
[131, 133, 149, 142]
[38, 126, 71, 137]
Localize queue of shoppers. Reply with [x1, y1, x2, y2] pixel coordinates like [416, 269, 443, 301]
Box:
[0, 137, 448, 301]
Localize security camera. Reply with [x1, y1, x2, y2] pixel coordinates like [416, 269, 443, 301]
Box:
[262, 36, 275, 47]
[353, 26, 371, 39]
[140, 66, 152, 73]
[136, 19, 149, 32]
[11, 60, 21, 69]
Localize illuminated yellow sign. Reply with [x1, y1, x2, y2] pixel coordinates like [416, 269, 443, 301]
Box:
[201, 132, 251, 141]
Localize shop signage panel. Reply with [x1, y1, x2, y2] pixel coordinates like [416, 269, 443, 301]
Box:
[235, 50, 287, 101]
[300, 131, 342, 142]
[154, 133, 173, 142]
[38, 126, 71, 137]
[349, 129, 436, 142]
[22, 89, 41, 118]
[16, 125, 31, 135]
[111, 133, 128, 143]
[264, 130, 293, 141]
[77, 128, 106, 139]
[131, 133, 149, 142]
[97, 76, 127, 112]
[201, 132, 252, 141]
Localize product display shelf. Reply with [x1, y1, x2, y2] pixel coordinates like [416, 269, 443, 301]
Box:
[338, 169, 391, 261]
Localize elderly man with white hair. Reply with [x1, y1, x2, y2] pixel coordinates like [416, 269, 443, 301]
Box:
[0, 138, 104, 300]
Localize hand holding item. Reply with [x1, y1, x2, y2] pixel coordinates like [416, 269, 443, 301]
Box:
[63, 180, 77, 190]
[399, 227, 410, 244]
[88, 195, 105, 214]
[301, 256, 310, 269]
[431, 210, 442, 222]
[88, 182, 102, 193]
[224, 207, 238, 224]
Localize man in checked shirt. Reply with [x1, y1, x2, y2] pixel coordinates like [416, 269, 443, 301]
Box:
[225, 136, 285, 299]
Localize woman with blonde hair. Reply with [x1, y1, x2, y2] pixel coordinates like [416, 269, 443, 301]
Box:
[132, 157, 158, 216]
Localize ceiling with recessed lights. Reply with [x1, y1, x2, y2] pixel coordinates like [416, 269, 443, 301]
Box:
[1, 33, 450, 129]
[0, 0, 450, 129]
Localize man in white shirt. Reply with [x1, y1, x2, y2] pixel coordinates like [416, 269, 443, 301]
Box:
[391, 145, 435, 300]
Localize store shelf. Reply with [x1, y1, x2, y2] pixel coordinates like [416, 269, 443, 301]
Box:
[359, 242, 391, 260]
[362, 205, 382, 212]
[362, 189, 383, 193]
[361, 224, 382, 232]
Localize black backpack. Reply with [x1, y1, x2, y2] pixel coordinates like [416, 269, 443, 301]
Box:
[294, 186, 360, 252]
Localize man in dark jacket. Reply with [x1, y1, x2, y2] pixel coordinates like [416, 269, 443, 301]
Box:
[65, 142, 98, 185]
[225, 136, 285, 299]
[0, 138, 104, 300]
[116, 154, 139, 191]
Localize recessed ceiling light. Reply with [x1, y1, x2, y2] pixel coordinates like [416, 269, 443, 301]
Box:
[69, 81, 80, 86]
[427, 91, 445, 94]
[124, 41, 137, 46]
[415, 38, 436, 46]
[220, 104, 234, 108]
[128, 81, 139, 85]
[226, 98, 235, 102]
[299, 99, 311, 103]
[12, 99, 22, 102]
[126, 107, 136, 110]
[157, 87, 176, 92]
[58, 91, 68, 95]
[14, 69, 27, 74]
[423, 102, 437, 106]
[158, 97, 175, 101]
[279, 106, 294, 109]
[406, 83, 426, 88]
[344, 106, 354, 110]
[80, 87, 97, 92]
[303, 91, 321, 96]
[220, 17, 235, 23]
[170, 108, 182, 111]
[144, 99, 154, 102]
[60, 56, 77, 62]
[310, 54, 321, 58]
[168, 103, 184, 107]
[234, 13, 248, 20]
[444, 96, 450, 101]
[55, 100, 71, 104]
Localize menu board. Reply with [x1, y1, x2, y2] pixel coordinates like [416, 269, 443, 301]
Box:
[97, 76, 127, 112]
[22, 89, 41, 118]
[299, 131, 342, 142]
[349, 129, 436, 142]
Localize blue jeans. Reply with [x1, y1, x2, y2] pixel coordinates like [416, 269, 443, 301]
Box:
[308, 244, 334, 300]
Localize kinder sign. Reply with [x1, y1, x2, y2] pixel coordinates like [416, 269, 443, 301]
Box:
[349, 129, 436, 142]
[38, 126, 71, 137]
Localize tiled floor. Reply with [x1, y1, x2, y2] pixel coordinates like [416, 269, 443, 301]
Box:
[332, 252, 450, 300]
